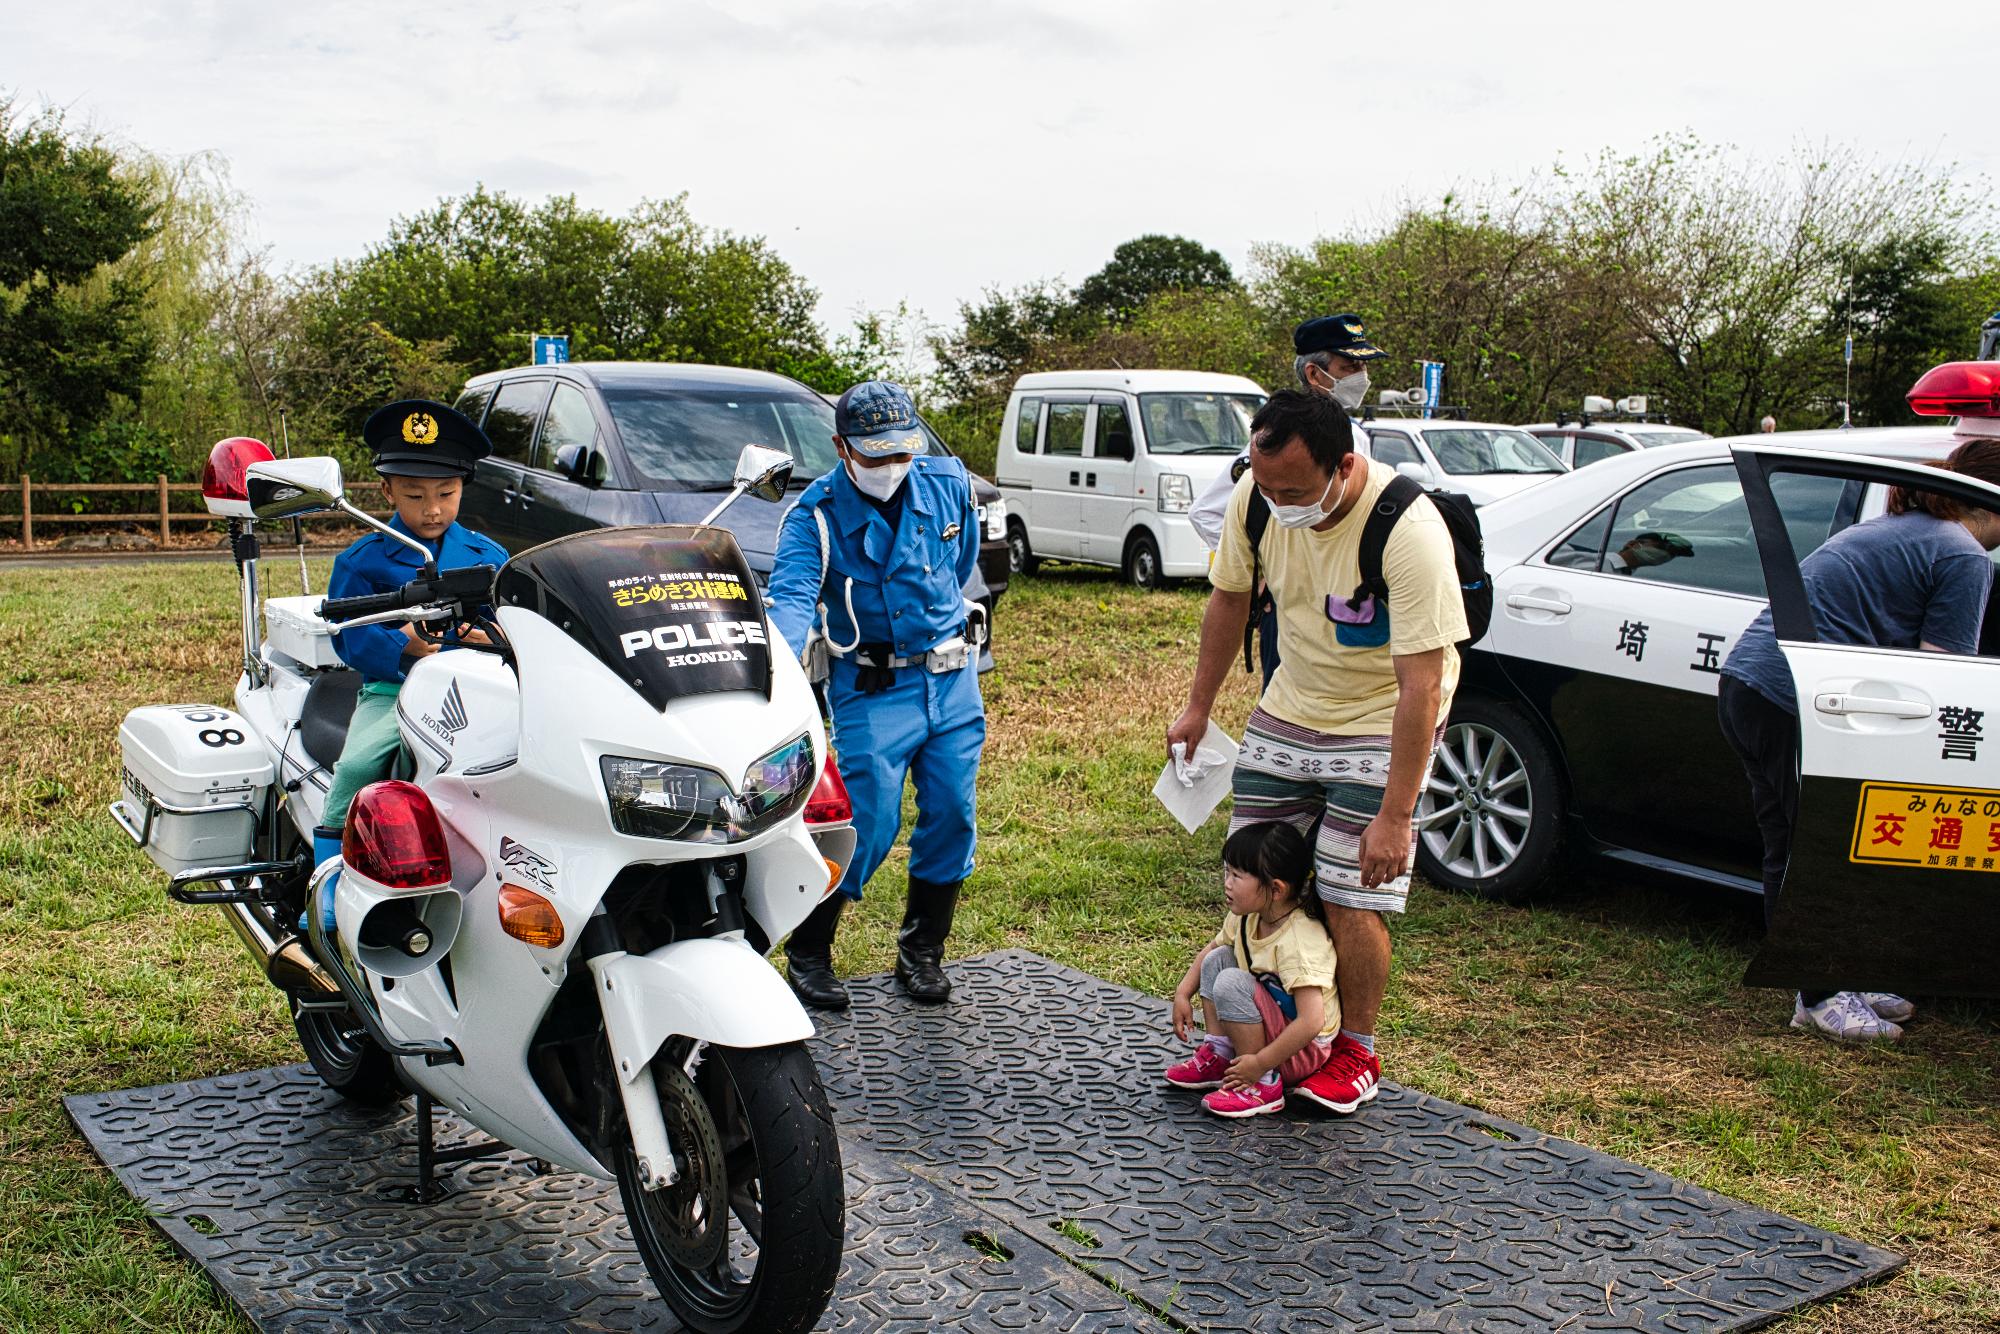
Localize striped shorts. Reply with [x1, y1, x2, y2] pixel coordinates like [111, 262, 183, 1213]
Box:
[1228, 707, 1440, 915]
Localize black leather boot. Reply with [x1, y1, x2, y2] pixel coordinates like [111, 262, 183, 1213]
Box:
[784, 895, 849, 1011]
[895, 877, 961, 1002]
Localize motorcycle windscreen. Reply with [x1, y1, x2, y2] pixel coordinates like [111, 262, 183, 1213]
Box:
[495, 525, 772, 709]
[1746, 640, 2000, 1000]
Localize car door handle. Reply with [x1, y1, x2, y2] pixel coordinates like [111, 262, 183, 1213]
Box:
[1069, 471, 1080, 486]
[1086, 473, 1097, 487]
[1504, 593, 1572, 614]
[1814, 693, 1932, 720]
[517, 485, 534, 508]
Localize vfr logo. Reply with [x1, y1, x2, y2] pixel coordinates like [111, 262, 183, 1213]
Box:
[620, 620, 768, 658]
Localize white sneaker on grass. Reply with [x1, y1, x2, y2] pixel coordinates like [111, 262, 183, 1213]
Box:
[1860, 992, 1915, 1023]
[1791, 991, 1903, 1044]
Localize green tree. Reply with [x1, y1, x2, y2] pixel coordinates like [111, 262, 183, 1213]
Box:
[0, 99, 158, 476]
[1073, 234, 1233, 324]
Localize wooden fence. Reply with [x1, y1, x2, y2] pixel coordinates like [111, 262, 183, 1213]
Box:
[9, 476, 388, 550]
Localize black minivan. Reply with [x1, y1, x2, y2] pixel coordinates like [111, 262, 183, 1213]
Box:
[451, 362, 1008, 666]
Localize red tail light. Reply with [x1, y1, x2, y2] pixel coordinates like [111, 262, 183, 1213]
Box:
[1907, 362, 2000, 419]
[344, 780, 452, 888]
[804, 758, 853, 824]
[201, 437, 276, 517]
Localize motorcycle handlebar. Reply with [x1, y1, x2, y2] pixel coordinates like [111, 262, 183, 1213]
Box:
[318, 564, 499, 624]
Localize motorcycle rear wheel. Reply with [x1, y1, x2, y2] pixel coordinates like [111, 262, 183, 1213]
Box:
[618, 1041, 844, 1334]
[291, 996, 405, 1106]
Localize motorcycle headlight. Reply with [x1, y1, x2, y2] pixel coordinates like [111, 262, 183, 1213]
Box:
[600, 734, 817, 844]
[982, 498, 1008, 540]
[1157, 473, 1193, 513]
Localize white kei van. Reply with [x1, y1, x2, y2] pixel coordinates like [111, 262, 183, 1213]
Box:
[997, 370, 1266, 587]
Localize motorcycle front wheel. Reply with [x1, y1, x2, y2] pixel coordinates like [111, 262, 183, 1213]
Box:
[617, 1040, 844, 1334]
[290, 996, 405, 1106]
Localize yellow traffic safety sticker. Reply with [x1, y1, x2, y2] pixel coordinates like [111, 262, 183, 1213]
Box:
[1850, 781, 2000, 871]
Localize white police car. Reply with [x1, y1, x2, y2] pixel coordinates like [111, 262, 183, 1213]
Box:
[1422, 360, 2000, 998]
[1523, 417, 1711, 469]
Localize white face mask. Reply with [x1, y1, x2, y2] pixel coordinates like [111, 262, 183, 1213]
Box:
[846, 455, 912, 500]
[1265, 466, 1350, 529]
[1296, 357, 1370, 410]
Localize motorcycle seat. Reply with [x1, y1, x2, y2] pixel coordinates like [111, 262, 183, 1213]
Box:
[300, 670, 363, 770]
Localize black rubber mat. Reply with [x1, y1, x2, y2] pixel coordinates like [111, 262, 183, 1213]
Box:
[812, 951, 1903, 1333]
[66, 950, 1901, 1331]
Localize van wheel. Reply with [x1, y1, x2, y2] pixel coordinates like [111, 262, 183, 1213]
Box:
[1123, 532, 1165, 590]
[1007, 521, 1039, 576]
[1414, 696, 1563, 904]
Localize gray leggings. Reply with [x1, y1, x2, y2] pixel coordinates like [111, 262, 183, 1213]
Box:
[1200, 948, 1263, 1025]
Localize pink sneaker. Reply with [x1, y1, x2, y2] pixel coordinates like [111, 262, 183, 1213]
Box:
[1202, 1079, 1285, 1119]
[1164, 1041, 1230, 1089]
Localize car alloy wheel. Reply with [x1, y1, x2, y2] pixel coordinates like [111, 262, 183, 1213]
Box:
[1420, 722, 1534, 882]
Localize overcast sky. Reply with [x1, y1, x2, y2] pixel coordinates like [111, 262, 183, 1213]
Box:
[9, 1, 1991, 341]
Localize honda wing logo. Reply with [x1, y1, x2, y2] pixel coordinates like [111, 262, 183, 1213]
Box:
[419, 679, 470, 748]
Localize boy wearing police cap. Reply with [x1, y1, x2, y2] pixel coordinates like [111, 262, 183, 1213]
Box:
[308, 400, 507, 919]
[1188, 314, 1388, 684]
[767, 380, 986, 1009]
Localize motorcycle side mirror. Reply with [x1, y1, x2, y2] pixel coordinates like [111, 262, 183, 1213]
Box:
[554, 443, 608, 486]
[734, 444, 794, 503]
[246, 457, 344, 519]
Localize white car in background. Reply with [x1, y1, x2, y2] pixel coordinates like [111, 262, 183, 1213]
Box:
[1356, 417, 1569, 506]
[1524, 419, 1712, 469]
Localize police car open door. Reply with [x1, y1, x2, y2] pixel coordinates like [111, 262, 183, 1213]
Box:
[1735, 444, 2000, 999]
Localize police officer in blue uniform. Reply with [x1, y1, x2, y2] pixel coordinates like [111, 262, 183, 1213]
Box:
[767, 381, 986, 1008]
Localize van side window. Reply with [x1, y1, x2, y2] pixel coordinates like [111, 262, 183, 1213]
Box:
[1046, 402, 1087, 457]
[485, 379, 552, 465]
[454, 384, 496, 426]
[1095, 401, 1134, 460]
[536, 383, 599, 471]
[1015, 397, 1042, 454]
[1367, 431, 1422, 468]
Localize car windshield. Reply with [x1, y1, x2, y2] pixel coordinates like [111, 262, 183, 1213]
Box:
[1138, 393, 1265, 455]
[601, 384, 838, 490]
[1422, 428, 1566, 475]
[1628, 429, 1706, 447]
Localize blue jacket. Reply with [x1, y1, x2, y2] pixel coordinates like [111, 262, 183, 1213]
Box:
[326, 516, 510, 685]
[768, 456, 980, 661]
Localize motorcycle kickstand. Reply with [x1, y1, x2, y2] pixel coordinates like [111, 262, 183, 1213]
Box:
[406, 1090, 513, 1204]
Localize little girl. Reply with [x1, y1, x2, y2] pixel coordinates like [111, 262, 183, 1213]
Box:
[1165, 821, 1340, 1118]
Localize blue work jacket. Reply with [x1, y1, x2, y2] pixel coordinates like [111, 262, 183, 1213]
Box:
[325, 516, 509, 685]
[768, 457, 980, 661]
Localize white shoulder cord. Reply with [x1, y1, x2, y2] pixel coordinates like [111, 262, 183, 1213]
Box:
[811, 506, 861, 654]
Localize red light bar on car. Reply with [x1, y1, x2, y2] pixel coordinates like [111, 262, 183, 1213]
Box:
[1907, 362, 2000, 419]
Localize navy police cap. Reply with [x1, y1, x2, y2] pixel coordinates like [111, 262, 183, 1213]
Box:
[833, 380, 929, 458]
[1293, 314, 1386, 361]
[363, 399, 493, 478]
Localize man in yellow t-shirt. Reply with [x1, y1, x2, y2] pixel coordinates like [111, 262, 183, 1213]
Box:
[1167, 389, 1465, 1117]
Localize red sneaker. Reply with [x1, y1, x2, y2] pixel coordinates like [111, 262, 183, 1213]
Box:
[1164, 1040, 1230, 1090]
[1202, 1078, 1284, 1119]
[1294, 1034, 1379, 1114]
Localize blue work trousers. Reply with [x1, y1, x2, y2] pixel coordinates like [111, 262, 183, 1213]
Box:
[827, 656, 985, 899]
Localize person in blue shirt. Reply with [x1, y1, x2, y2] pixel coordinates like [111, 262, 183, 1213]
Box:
[312, 400, 508, 915]
[767, 380, 986, 1008]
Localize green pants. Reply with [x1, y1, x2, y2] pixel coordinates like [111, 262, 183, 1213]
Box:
[321, 682, 406, 829]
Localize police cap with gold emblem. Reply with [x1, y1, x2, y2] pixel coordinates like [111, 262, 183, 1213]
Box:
[1293, 313, 1386, 361]
[362, 399, 493, 478]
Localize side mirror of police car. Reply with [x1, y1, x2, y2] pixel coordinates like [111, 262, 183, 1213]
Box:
[246, 457, 344, 520]
[1395, 460, 1435, 487]
[734, 444, 794, 503]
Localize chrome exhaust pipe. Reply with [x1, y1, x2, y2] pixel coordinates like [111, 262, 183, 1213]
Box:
[219, 895, 339, 999]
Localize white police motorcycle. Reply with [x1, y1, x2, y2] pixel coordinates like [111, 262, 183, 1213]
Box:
[110, 438, 853, 1334]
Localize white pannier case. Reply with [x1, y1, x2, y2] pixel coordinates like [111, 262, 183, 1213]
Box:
[263, 595, 343, 670]
[115, 705, 276, 876]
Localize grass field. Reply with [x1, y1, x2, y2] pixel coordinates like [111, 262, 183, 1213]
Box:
[2, 558, 1997, 1331]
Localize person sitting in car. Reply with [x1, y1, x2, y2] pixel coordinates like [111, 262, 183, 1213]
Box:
[1718, 438, 2000, 1042]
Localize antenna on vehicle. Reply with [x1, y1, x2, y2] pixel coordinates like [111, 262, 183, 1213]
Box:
[1840, 270, 1855, 431]
[280, 408, 310, 595]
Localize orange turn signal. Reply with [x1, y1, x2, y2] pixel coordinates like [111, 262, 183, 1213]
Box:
[822, 857, 844, 889]
[498, 883, 565, 948]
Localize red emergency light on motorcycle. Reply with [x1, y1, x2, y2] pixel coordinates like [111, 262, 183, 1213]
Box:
[344, 780, 452, 888]
[200, 437, 277, 518]
[1907, 362, 2000, 418]
[804, 758, 853, 825]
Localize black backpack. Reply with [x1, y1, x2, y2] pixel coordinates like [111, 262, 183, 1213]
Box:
[1242, 469, 1492, 672]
